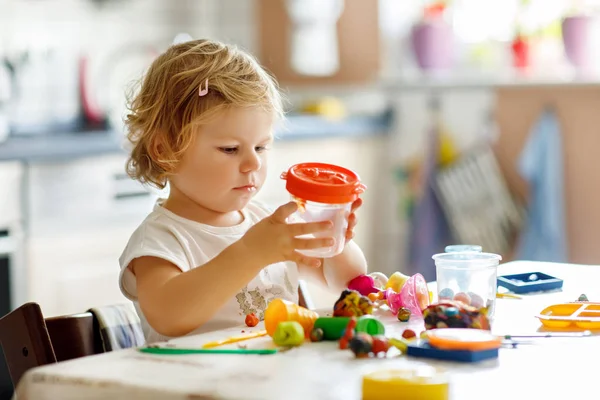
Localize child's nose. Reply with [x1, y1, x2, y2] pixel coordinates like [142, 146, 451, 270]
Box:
[241, 152, 262, 172]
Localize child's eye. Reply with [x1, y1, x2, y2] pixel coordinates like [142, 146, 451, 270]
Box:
[255, 146, 269, 152]
[219, 147, 238, 154]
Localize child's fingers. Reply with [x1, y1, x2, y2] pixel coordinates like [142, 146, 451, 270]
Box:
[293, 253, 322, 268]
[345, 230, 355, 241]
[271, 201, 298, 222]
[292, 237, 335, 250]
[350, 198, 363, 213]
[287, 220, 333, 236]
[347, 213, 357, 229]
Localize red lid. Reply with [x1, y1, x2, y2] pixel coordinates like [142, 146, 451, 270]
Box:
[280, 162, 366, 204]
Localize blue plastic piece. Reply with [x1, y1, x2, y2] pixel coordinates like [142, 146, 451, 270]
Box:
[497, 272, 563, 294]
[406, 342, 498, 363]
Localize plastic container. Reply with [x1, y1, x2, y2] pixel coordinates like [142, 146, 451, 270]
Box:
[281, 162, 366, 258]
[313, 315, 385, 340]
[536, 303, 600, 330]
[433, 252, 502, 318]
[387, 273, 430, 316]
[497, 272, 563, 294]
[362, 367, 449, 400]
[264, 298, 319, 338]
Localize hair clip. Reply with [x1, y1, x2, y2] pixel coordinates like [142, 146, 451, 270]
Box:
[199, 79, 209, 97]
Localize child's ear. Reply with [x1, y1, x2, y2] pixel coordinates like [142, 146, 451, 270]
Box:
[148, 133, 171, 172]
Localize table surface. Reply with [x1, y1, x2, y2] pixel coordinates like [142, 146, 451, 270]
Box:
[15, 261, 600, 400]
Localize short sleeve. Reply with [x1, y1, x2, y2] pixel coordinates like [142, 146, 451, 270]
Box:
[118, 219, 191, 301]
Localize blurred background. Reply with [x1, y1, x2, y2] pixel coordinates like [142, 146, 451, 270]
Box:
[1, 0, 600, 395]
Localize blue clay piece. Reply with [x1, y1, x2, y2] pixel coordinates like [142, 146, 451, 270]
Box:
[439, 288, 454, 300]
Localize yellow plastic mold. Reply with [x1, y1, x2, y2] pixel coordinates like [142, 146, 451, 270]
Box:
[536, 302, 600, 330]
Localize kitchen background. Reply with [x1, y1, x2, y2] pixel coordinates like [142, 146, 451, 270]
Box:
[2, 0, 600, 396]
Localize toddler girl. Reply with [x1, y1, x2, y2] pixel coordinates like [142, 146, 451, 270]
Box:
[118, 39, 367, 343]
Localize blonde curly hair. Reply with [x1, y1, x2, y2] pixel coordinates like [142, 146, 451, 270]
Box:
[124, 39, 284, 189]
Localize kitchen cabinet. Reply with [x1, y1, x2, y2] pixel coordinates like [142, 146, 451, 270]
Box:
[25, 154, 159, 316]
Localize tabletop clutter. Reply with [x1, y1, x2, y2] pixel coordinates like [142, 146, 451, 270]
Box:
[138, 162, 597, 399]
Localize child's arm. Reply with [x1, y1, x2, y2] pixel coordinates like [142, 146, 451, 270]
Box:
[132, 241, 264, 338]
[298, 240, 368, 294]
[133, 202, 333, 338]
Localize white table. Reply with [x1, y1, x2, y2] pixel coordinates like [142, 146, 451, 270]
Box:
[15, 261, 600, 399]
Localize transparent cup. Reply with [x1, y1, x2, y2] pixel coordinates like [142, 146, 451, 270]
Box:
[432, 252, 502, 318]
[289, 196, 351, 258]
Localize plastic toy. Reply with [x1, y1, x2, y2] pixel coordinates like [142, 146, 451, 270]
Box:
[384, 271, 410, 293]
[387, 273, 430, 316]
[406, 328, 501, 363]
[264, 298, 319, 338]
[314, 315, 385, 341]
[497, 272, 563, 294]
[537, 302, 600, 330]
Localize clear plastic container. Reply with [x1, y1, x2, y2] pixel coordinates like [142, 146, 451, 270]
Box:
[444, 244, 482, 253]
[289, 197, 351, 258]
[281, 162, 366, 258]
[432, 251, 502, 318]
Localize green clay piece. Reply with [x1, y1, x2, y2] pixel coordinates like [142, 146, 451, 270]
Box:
[273, 321, 305, 346]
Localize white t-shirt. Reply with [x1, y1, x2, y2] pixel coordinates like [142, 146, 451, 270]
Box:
[118, 199, 299, 344]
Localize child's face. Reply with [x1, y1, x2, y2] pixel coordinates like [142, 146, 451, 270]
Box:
[170, 106, 274, 214]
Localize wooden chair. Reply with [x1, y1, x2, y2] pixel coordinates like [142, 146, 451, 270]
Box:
[0, 302, 104, 389]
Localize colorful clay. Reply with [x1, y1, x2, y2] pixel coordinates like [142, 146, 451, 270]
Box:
[423, 300, 490, 331]
[402, 329, 417, 340]
[453, 292, 471, 305]
[438, 287, 454, 300]
[273, 321, 305, 347]
[347, 275, 380, 296]
[388, 338, 408, 354]
[370, 335, 390, 355]
[333, 289, 374, 317]
[349, 333, 373, 358]
[468, 293, 485, 308]
[444, 306, 459, 317]
[310, 327, 325, 342]
[339, 317, 357, 349]
[578, 294, 589, 302]
[397, 307, 411, 322]
[245, 313, 259, 327]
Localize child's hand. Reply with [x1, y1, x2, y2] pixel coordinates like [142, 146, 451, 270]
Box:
[345, 198, 363, 244]
[240, 202, 333, 268]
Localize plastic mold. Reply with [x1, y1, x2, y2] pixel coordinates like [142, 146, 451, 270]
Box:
[497, 272, 563, 294]
[537, 302, 600, 330]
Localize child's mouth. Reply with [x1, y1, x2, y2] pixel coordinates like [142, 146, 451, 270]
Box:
[234, 185, 257, 192]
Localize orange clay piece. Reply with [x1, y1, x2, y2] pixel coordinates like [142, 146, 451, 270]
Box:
[245, 313, 259, 327]
[368, 293, 379, 302]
